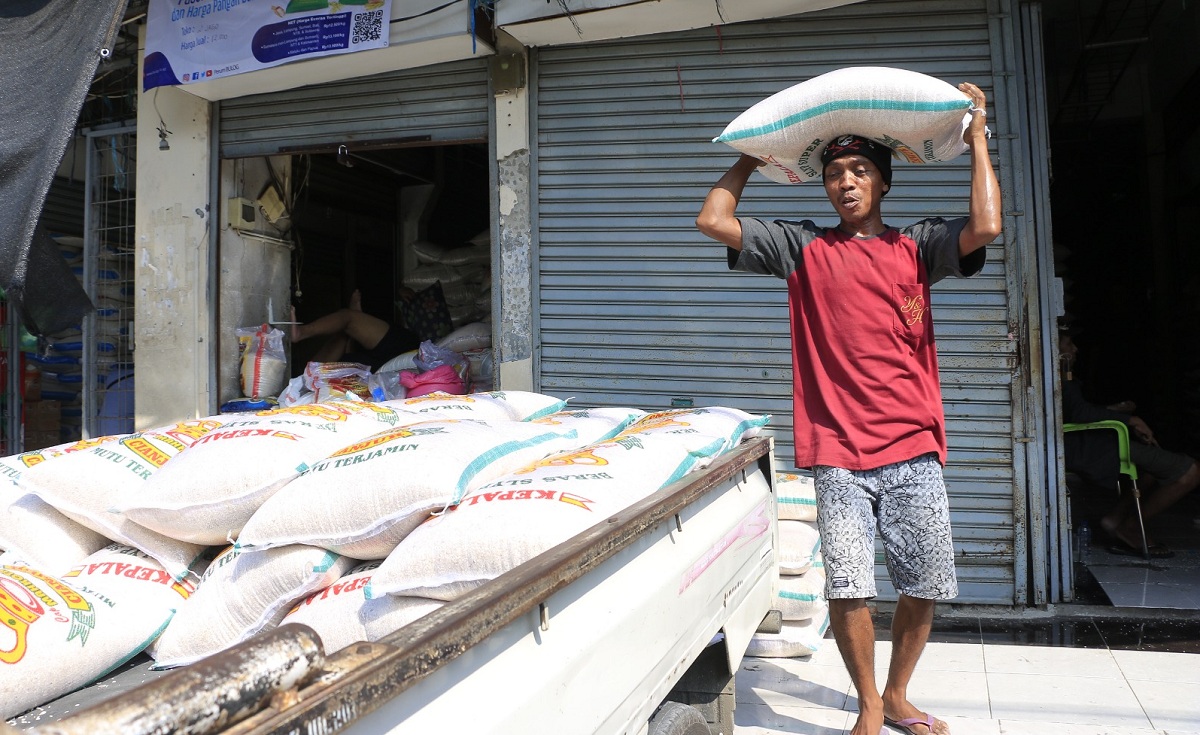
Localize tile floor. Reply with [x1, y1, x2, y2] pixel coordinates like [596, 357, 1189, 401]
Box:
[736, 616, 1200, 734]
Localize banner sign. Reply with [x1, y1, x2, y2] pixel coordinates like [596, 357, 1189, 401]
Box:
[143, 0, 392, 91]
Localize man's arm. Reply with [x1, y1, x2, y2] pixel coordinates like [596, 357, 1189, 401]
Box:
[696, 154, 762, 251]
[957, 82, 1002, 257]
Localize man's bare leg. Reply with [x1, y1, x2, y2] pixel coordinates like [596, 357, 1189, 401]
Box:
[1103, 462, 1199, 549]
[829, 598, 883, 735]
[882, 594, 945, 734]
[291, 304, 389, 352]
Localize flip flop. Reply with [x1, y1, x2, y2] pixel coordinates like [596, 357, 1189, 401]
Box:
[884, 714, 951, 735]
[1106, 540, 1174, 559]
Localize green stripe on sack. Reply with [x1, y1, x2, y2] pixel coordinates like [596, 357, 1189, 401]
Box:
[452, 429, 577, 502]
[779, 590, 822, 602]
[716, 98, 970, 143]
[777, 497, 817, 506]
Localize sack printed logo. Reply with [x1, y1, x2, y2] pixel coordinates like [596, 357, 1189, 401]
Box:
[459, 488, 596, 511]
[256, 404, 355, 422]
[329, 427, 420, 458]
[404, 393, 475, 405]
[1, 567, 96, 664]
[513, 448, 608, 474]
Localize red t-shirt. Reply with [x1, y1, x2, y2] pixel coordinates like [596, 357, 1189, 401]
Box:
[733, 217, 983, 470]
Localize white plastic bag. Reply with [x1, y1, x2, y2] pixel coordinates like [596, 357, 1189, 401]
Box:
[237, 324, 287, 399]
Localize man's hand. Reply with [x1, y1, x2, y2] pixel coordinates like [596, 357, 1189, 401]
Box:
[959, 82, 989, 148]
[1128, 416, 1158, 446]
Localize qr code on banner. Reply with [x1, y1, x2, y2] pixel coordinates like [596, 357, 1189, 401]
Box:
[351, 9, 384, 45]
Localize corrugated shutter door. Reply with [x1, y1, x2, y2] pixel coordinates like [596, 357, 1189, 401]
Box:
[218, 57, 490, 158]
[535, 0, 1019, 604]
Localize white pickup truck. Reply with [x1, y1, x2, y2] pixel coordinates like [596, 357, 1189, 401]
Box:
[5, 436, 778, 735]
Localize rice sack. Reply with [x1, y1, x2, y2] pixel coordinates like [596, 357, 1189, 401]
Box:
[0, 544, 195, 719]
[237, 418, 583, 560]
[714, 66, 974, 184]
[118, 403, 409, 546]
[778, 519, 822, 576]
[746, 606, 830, 658]
[280, 561, 442, 654]
[19, 423, 220, 580]
[777, 566, 827, 622]
[524, 406, 645, 445]
[1, 448, 111, 572]
[616, 406, 769, 453]
[365, 431, 727, 602]
[775, 471, 818, 522]
[380, 390, 566, 422]
[151, 544, 355, 669]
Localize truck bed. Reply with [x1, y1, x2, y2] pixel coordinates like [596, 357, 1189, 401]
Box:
[10, 436, 777, 735]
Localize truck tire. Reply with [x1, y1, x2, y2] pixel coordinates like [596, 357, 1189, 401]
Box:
[648, 701, 711, 735]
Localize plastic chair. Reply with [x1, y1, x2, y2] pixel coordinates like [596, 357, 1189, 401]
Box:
[1063, 420, 1150, 559]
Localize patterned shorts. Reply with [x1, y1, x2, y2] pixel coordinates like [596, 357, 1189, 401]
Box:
[813, 453, 958, 601]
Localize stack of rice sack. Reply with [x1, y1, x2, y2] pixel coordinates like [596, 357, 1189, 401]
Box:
[410, 232, 491, 327]
[0, 393, 769, 716]
[746, 471, 830, 658]
[121, 391, 584, 668]
[364, 407, 769, 602]
[0, 422, 220, 719]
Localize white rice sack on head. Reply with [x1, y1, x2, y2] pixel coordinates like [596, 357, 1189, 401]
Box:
[366, 432, 726, 602]
[0, 545, 196, 719]
[525, 407, 645, 445]
[746, 605, 830, 658]
[151, 545, 356, 669]
[776, 471, 817, 522]
[280, 561, 442, 654]
[715, 67, 974, 185]
[778, 519, 821, 576]
[777, 568, 826, 622]
[237, 419, 583, 560]
[617, 406, 769, 454]
[118, 403, 410, 546]
[19, 424, 221, 580]
[382, 390, 567, 422]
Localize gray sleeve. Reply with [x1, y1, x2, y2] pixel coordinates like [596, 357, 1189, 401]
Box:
[904, 217, 984, 283]
[728, 217, 810, 280]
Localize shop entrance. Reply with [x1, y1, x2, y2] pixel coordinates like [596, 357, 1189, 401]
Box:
[285, 142, 493, 387]
[1040, 0, 1200, 609]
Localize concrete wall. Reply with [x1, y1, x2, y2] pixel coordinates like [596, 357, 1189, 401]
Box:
[494, 33, 535, 392]
[216, 157, 295, 405]
[134, 26, 213, 428]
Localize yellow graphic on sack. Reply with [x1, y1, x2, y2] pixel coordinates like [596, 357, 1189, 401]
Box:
[404, 393, 475, 405]
[120, 436, 172, 469]
[513, 449, 609, 475]
[330, 427, 419, 457]
[1, 566, 96, 664]
[623, 411, 693, 434]
[256, 404, 354, 422]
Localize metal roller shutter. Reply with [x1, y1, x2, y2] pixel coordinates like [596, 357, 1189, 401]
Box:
[534, 0, 1024, 604]
[218, 57, 490, 158]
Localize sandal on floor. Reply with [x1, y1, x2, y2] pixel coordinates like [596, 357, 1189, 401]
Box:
[884, 714, 951, 735]
[1106, 540, 1174, 559]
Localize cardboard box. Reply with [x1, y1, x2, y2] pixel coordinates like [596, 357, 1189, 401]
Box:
[25, 400, 61, 432]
